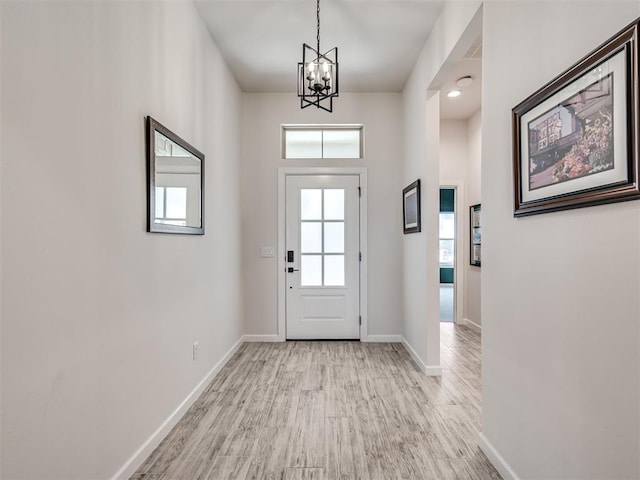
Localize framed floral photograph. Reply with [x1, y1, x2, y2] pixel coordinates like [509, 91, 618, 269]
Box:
[403, 179, 421, 234]
[512, 18, 640, 216]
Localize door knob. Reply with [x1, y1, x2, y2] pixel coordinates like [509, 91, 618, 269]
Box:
[287, 267, 300, 273]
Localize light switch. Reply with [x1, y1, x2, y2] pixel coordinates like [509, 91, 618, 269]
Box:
[260, 247, 275, 258]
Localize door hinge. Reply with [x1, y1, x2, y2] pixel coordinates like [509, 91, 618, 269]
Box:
[359, 316, 362, 325]
[359, 252, 362, 261]
[358, 186, 361, 197]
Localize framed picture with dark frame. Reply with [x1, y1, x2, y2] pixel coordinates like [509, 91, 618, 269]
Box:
[470, 204, 481, 267]
[512, 18, 640, 217]
[403, 179, 421, 234]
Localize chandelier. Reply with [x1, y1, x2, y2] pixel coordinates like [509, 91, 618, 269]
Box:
[297, 0, 339, 112]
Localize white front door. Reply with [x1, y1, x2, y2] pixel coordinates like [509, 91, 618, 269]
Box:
[285, 175, 360, 339]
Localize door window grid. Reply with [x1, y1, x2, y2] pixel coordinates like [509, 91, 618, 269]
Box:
[300, 188, 345, 287]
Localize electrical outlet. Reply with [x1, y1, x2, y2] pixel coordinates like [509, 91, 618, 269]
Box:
[193, 341, 199, 360]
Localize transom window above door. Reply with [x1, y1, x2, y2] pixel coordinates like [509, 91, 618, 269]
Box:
[282, 125, 363, 159]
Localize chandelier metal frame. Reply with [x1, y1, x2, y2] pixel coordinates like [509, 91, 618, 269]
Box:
[297, 0, 339, 112]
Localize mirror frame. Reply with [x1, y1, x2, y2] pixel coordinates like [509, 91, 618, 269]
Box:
[146, 116, 205, 235]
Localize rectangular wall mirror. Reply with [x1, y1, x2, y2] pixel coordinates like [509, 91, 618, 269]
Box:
[146, 116, 204, 235]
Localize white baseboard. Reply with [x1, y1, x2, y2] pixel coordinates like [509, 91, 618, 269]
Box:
[400, 336, 442, 376]
[461, 317, 481, 334]
[478, 433, 520, 480]
[110, 336, 244, 480]
[362, 334, 402, 342]
[242, 334, 283, 342]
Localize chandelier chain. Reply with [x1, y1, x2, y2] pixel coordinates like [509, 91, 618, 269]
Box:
[316, 0, 320, 56]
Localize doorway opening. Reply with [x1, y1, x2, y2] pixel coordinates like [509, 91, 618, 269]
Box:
[277, 168, 368, 341]
[285, 174, 360, 339]
[439, 187, 456, 323]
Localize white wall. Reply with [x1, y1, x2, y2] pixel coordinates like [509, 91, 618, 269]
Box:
[0, 2, 243, 479]
[241, 93, 403, 339]
[481, 1, 639, 478]
[440, 120, 468, 183]
[440, 115, 482, 328]
[402, 0, 482, 371]
[465, 109, 481, 327]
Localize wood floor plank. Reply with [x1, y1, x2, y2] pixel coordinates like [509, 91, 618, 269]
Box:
[264, 387, 300, 428]
[325, 416, 369, 480]
[395, 441, 439, 480]
[284, 468, 324, 480]
[246, 426, 291, 480]
[301, 351, 327, 391]
[204, 456, 252, 480]
[286, 390, 325, 468]
[134, 405, 223, 475]
[219, 383, 275, 457]
[130, 325, 502, 480]
[159, 406, 243, 479]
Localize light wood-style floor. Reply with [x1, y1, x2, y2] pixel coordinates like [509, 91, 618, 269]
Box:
[131, 324, 501, 479]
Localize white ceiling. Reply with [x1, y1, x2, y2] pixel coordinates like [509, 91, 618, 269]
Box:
[193, 0, 481, 119]
[194, 0, 446, 93]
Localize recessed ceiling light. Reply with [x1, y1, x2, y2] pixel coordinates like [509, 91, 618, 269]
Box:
[456, 76, 473, 88]
[447, 89, 461, 98]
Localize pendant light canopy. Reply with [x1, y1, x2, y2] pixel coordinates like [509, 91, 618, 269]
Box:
[297, 0, 339, 112]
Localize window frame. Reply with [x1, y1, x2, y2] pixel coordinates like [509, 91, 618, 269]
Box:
[282, 124, 364, 159]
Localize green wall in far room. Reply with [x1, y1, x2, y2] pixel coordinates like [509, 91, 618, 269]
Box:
[440, 267, 454, 283]
[440, 188, 455, 213]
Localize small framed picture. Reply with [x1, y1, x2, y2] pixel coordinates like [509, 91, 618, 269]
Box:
[512, 18, 640, 216]
[470, 204, 481, 267]
[403, 179, 421, 234]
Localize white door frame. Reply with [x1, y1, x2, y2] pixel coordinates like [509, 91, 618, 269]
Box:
[278, 167, 368, 341]
[440, 181, 465, 325]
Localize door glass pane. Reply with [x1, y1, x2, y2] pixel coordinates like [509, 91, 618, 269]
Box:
[286, 130, 322, 158]
[324, 255, 345, 286]
[322, 130, 361, 158]
[301, 189, 322, 220]
[166, 187, 187, 219]
[324, 222, 344, 253]
[155, 187, 164, 218]
[301, 222, 322, 253]
[324, 189, 344, 220]
[301, 255, 322, 286]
